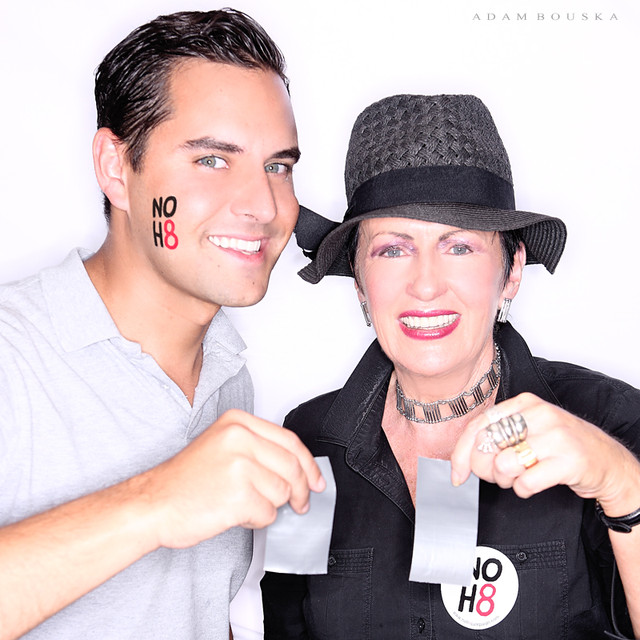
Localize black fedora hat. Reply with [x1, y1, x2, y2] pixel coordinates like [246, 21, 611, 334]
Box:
[296, 94, 567, 284]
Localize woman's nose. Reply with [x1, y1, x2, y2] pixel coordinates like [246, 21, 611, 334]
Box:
[406, 253, 446, 301]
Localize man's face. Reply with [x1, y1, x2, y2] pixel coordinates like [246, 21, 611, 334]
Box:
[120, 60, 300, 315]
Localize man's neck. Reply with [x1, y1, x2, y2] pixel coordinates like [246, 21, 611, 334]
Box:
[84, 240, 218, 404]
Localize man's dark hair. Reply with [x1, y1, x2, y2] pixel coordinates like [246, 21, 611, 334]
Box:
[94, 8, 288, 221]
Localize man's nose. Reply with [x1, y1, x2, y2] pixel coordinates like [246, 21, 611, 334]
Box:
[230, 169, 277, 223]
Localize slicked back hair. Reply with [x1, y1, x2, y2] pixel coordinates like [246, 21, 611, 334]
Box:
[94, 9, 288, 221]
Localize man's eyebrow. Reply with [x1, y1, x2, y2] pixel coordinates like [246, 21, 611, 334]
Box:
[180, 138, 300, 163]
[181, 137, 244, 154]
[271, 147, 301, 163]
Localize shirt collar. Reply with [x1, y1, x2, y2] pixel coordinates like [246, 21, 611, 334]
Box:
[495, 322, 559, 405]
[42, 248, 247, 357]
[317, 322, 560, 446]
[318, 339, 393, 445]
[42, 249, 120, 352]
[202, 308, 247, 356]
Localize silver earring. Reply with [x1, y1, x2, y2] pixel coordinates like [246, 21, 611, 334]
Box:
[497, 298, 512, 323]
[360, 301, 372, 327]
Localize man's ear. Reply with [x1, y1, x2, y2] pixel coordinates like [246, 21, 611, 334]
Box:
[92, 128, 129, 214]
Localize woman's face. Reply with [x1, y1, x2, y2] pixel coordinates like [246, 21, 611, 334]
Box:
[354, 217, 525, 386]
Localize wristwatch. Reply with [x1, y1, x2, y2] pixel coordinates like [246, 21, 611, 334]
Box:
[595, 500, 640, 533]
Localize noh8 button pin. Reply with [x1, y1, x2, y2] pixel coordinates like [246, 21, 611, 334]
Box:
[441, 546, 519, 630]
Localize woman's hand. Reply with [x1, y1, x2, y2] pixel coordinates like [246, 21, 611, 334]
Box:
[450, 393, 640, 635]
[450, 392, 640, 514]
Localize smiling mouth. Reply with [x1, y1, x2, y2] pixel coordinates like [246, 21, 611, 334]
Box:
[400, 313, 460, 330]
[209, 235, 261, 255]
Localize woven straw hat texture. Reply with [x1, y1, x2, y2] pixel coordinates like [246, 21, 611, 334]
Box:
[297, 94, 567, 283]
[345, 94, 512, 202]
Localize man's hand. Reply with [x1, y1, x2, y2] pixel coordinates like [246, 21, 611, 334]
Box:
[0, 410, 323, 640]
[140, 409, 325, 549]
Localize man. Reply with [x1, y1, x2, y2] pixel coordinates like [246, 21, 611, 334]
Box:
[0, 9, 323, 639]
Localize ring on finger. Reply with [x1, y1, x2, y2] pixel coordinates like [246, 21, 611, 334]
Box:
[477, 419, 514, 453]
[509, 413, 527, 443]
[499, 414, 528, 446]
[477, 413, 529, 454]
[513, 440, 539, 468]
[477, 428, 499, 453]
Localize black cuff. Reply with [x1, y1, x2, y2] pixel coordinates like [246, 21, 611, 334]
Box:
[595, 500, 640, 533]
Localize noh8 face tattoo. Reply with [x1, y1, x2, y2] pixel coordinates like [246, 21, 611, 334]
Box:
[152, 196, 179, 250]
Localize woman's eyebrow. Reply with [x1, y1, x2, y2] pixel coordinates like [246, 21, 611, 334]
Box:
[369, 231, 414, 242]
[438, 229, 483, 242]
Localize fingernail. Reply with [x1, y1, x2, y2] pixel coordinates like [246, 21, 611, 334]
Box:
[451, 471, 462, 487]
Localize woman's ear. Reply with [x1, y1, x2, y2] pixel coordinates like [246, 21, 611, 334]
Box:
[503, 241, 526, 301]
[92, 128, 130, 215]
[354, 276, 367, 304]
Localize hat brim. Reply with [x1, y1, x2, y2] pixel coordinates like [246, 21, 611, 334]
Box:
[297, 203, 567, 284]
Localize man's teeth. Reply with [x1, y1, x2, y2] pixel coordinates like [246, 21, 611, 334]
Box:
[401, 313, 459, 329]
[210, 236, 261, 254]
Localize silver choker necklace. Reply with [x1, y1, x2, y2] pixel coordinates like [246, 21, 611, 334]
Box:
[395, 344, 501, 424]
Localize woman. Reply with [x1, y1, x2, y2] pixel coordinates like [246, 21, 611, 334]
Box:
[262, 94, 640, 639]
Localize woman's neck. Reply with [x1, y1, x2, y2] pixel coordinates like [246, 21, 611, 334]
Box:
[394, 343, 500, 424]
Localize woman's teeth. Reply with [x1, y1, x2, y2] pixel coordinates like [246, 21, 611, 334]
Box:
[401, 313, 459, 329]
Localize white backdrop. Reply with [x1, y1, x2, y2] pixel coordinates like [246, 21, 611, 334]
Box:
[1, 1, 638, 637]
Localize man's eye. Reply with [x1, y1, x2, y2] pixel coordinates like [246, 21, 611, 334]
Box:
[197, 156, 227, 169]
[265, 162, 290, 175]
[451, 244, 471, 255]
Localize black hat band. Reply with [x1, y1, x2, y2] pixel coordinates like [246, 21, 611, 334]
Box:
[346, 165, 515, 221]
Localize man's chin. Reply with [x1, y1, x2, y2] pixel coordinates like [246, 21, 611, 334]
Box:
[219, 284, 269, 309]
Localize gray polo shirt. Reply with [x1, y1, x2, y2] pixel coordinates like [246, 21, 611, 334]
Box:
[0, 249, 253, 639]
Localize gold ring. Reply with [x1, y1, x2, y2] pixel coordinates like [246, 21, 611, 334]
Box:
[513, 440, 538, 468]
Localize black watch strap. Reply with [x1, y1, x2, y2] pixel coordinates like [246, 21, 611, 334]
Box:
[595, 500, 640, 533]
